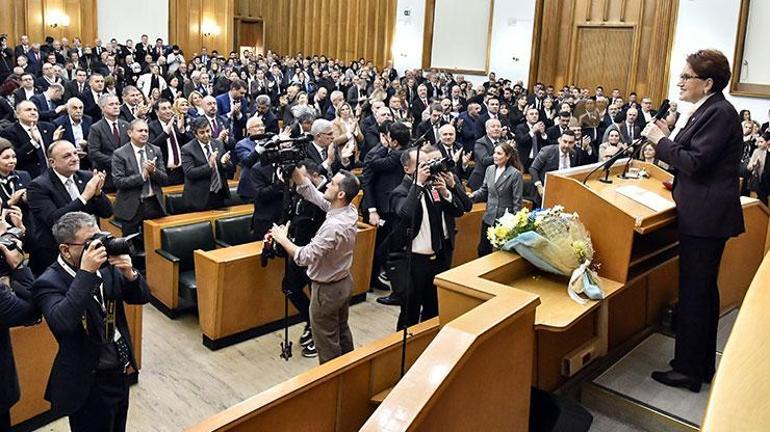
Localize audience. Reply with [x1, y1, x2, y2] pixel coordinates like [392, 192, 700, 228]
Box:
[181, 116, 232, 211]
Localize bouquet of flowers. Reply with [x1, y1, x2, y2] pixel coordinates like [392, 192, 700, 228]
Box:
[487, 206, 604, 304]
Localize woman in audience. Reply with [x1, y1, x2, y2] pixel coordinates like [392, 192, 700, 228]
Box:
[0, 139, 32, 231]
[290, 92, 317, 120]
[540, 97, 557, 128]
[162, 75, 183, 101]
[739, 109, 752, 123]
[599, 129, 627, 161]
[470, 141, 524, 257]
[510, 94, 528, 127]
[638, 142, 670, 170]
[498, 103, 515, 137]
[187, 90, 205, 118]
[747, 132, 770, 205]
[740, 120, 756, 196]
[173, 97, 192, 132]
[331, 103, 363, 164]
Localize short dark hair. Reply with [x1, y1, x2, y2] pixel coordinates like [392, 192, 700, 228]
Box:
[337, 170, 360, 205]
[230, 79, 247, 91]
[561, 129, 576, 139]
[301, 158, 321, 176]
[558, 111, 571, 119]
[190, 116, 211, 134]
[686, 49, 731, 93]
[388, 122, 411, 148]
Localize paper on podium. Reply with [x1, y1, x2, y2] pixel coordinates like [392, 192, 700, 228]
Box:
[614, 185, 675, 212]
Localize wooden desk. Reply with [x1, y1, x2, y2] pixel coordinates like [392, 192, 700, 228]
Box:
[105, 180, 239, 204]
[144, 204, 253, 315]
[452, 202, 485, 267]
[10, 305, 143, 428]
[193, 222, 377, 349]
[702, 253, 770, 431]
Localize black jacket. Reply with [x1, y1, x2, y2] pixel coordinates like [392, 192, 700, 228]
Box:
[361, 145, 405, 214]
[0, 121, 56, 178]
[32, 261, 150, 414]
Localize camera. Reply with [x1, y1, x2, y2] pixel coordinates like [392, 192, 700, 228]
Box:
[85, 232, 134, 256]
[426, 156, 456, 176]
[0, 227, 23, 275]
[256, 135, 312, 171]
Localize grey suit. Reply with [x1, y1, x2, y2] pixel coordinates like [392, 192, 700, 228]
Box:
[181, 139, 232, 211]
[471, 165, 524, 225]
[111, 142, 168, 223]
[87, 118, 130, 190]
[468, 135, 497, 191]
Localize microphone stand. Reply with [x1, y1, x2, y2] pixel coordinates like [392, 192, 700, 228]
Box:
[619, 137, 647, 179]
[581, 141, 636, 185]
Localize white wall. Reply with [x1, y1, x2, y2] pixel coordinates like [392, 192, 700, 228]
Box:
[668, 0, 770, 123]
[393, 0, 535, 87]
[97, 0, 168, 45]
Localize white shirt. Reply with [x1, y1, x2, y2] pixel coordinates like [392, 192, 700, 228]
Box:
[159, 120, 180, 168]
[558, 150, 571, 170]
[130, 142, 153, 191]
[670, 93, 714, 141]
[411, 192, 434, 255]
[494, 166, 505, 182]
[53, 169, 87, 204]
[24, 88, 35, 99]
[70, 117, 84, 143]
[313, 141, 330, 170]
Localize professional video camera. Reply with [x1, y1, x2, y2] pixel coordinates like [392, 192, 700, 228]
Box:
[426, 156, 456, 176]
[256, 134, 313, 171]
[0, 227, 23, 275]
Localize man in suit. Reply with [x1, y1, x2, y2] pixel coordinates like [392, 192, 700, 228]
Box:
[527, 87, 546, 111]
[636, 96, 656, 129]
[362, 106, 393, 161]
[27, 140, 112, 275]
[32, 211, 149, 431]
[13, 35, 30, 59]
[111, 119, 167, 236]
[149, 99, 190, 186]
[346, 76, 368, 110]
[24, 44, 42, 76]
[386, 146, 471, 329]
[457, 103, 483, 152]
[235, 116, 267, 201]
[12, 73, 38, 103]
[200, 95, 234, 151]
[54, 98, 93, 170]
[87, 94, 129, 192]
[360, 121, 408, 303]
[215, 79, 249, 141]
[410, 84, 431, 124]
[252, 95, 279, 134]
[515, 108, 548, 170]
[546, 111, 572, 146]
[617, 107, 641, 145]
[0, 226, 38, 430]
[118, 86, 150, 123]
[477, 97, 502, 127]
[306, 119, 352, 178]
[30, 83, 66, 122]
[414, 103, 445, 146]
[529, 130, 591, 204]
[436, 124, 469, 179]
[82, 73, 106, 121]
[35, 63, 61, 92]
[468, 118, 503, 191]
[64, 68, 89, 100]
[1, 100, 62, 178]
[181, 116, 233, 211]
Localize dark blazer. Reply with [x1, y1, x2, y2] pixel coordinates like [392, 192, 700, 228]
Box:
[617, 121, 641, 145]
[528, 144, 591, 186]
[32, 261, 150, 415]
[250, 163, 284, 232]
[305, 141, 351, 178]
[457, 112, 483, 151]
[471, 165, 523, 225]
[12, 87, 37, 103]
[118, 104, 137, 123]
[87, 118, 130, 188]
[253, 109, 279, 134]
[111, 142, 168, 221]
[27, 168, 113, 257]
[360, 144, 404, 214]
[515, 122, 548, 170]
[180, 139, 232, 211]
[410, 98, 429, 123]
[215, 93, 249, 140]
[0, 267, 39, 412]
[387, 175, 471, 252]
[546, 124, 570, 147]
[54, 114, 93, 145]
[0, 121, 56, 178]
[655, 92, 744, 238]
[81, 90, 105, 121]
[415, 120, 441, 145]
[468, 135, 497, 191]
[436, 142, 466, 179]
[30, 93, 62, 122]
[148, 119, 191, 170]
[234, 137, 258, 199]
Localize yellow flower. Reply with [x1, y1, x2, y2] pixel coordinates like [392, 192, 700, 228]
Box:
[494, 225, 511, 240]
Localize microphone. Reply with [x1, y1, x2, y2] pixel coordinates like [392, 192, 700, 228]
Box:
[652, 99, 670, 123]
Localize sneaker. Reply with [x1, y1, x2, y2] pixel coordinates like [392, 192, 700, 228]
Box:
[377, 271, 392, 289]
[302, 342, 318, 358]
[299, 325, 312, 347]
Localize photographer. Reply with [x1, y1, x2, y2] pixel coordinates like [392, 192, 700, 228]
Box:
[32, 211, 150, 431]
[270, 167, 360, 364]
[386, 145, 471, 330]
[0, 214, 38, 430]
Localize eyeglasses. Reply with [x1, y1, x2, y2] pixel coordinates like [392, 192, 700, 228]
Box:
[679, 73, 703, 82]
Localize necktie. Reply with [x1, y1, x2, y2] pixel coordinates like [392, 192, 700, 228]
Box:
[628, 125, 634, 141]
[112, 122, 120, 146]
[78, 83, 83, 94]
[559, 152, 570, 170]
[168, 127, 180, 166]
[48, 99, 55, 110]
[203, 144, 212, 159]
[425, 194, 443, 252]
[210, 118, 219, 136]
[321, 148, 328, 160]
[206, 144, 223, 193]
[64, 178, 80, 200]
[138, 149, 151, 197]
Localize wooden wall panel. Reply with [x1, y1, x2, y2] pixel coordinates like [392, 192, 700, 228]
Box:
[0, 0, 96, 47]
[233, 0, 397, 67]
[169, 0, 234, 58]
[530, 0, 679, 104]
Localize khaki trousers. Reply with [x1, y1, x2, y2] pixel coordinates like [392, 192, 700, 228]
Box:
[310, 275, 354, 364]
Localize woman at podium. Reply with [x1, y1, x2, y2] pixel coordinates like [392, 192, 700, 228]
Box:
[642, 49, 744, 393]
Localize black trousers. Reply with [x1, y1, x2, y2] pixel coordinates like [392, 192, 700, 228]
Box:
[282, 258, 311, 324]
[68, 370, 130, 432]
[397, 253, 439, 330]
[370, 215, 394, 286]
[478, 221, 493, 257]
[672, 234, 727, 381]
[1, 409, 10, 432]
[166, 167, 185, 186]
